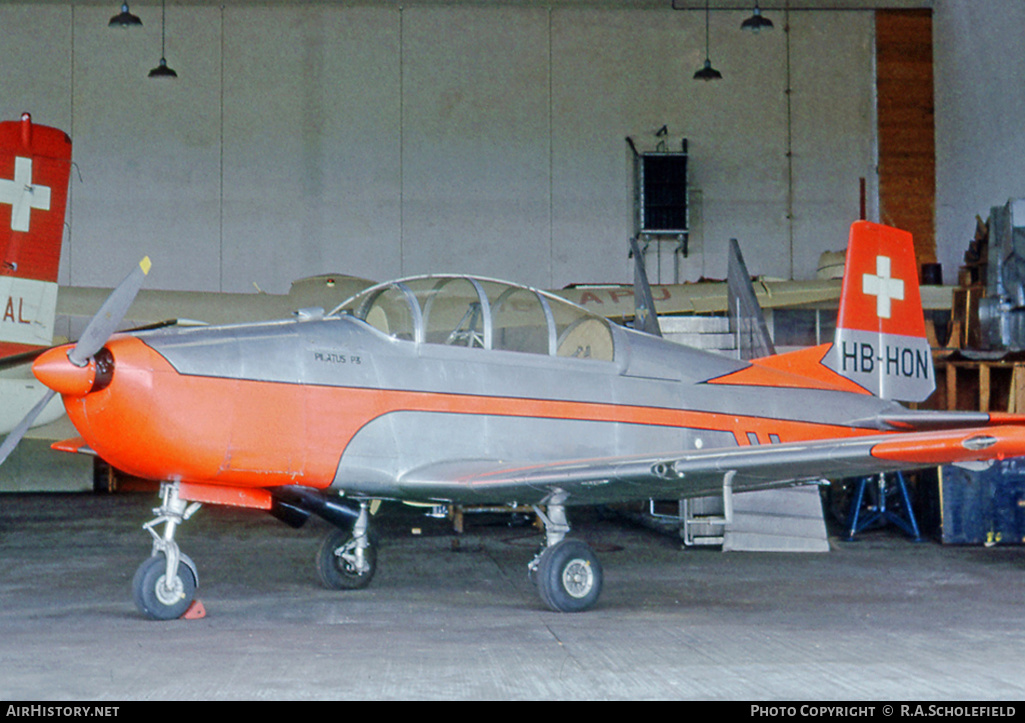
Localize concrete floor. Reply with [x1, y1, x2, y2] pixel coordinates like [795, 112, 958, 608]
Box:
[1, 491, 1024, 701]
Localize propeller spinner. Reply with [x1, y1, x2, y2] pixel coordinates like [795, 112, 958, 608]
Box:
[0, 257, 151, 466]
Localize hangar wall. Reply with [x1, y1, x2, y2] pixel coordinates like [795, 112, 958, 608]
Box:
[934, 0, 1025, 283]
[2, 2, 884, 294]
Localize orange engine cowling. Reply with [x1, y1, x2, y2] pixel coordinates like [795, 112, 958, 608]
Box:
[36, 335, 343, 491]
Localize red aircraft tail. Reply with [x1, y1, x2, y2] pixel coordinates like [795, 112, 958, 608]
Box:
[0, 113, 71, 359]
[730, 222, 935, 404]
[821, 220, 935, 402]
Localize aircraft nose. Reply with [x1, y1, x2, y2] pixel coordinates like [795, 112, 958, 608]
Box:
[33, 345, 114, 397]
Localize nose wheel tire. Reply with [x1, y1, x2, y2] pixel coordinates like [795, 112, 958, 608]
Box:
[534, 539, 602, 613]
[132, 552, 198, 621]
[316, 528, 378, 590]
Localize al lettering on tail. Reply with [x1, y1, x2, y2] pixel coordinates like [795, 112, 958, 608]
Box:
[0, 113, 71, 358]
[823, 220, 935, 402]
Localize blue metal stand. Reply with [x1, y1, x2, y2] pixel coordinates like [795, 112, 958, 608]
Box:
[846, 472, 922, 541]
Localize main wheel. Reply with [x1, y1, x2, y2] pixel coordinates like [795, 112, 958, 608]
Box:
[132, 553, 197, 621]
[316, 529, 377, 590]
[534, 539, 602, 613]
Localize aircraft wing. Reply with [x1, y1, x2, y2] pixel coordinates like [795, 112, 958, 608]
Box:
[556, 278, 841, 319]
[397, 424, 1025, 505]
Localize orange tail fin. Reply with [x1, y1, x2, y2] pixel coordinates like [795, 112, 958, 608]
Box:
[822, 221, 935, 402]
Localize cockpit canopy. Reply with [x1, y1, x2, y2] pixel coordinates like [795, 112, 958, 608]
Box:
[332, 276, 615, 362]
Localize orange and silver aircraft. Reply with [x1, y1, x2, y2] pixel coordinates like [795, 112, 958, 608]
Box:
[0, 113, 72, 435]
[5, 212, 1025, 618]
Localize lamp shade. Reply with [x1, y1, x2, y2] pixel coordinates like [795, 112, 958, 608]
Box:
[693, 59, 722, 81]
[741, 6, 774, 32]
[109, 3, 142, 27]
[148, 58, 177, 79]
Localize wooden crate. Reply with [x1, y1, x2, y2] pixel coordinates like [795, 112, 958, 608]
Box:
[927, 355, 1025, 412]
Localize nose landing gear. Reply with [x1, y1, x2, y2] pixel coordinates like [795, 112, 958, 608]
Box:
[132, 482, 201, 620]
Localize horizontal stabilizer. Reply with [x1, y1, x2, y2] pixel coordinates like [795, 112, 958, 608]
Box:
[853, 410, 997, 431]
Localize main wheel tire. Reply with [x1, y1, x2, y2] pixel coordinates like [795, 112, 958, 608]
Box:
[316, 529, 377, 590]
[535, 539, 602, 613]
[132, 553, 197, 621]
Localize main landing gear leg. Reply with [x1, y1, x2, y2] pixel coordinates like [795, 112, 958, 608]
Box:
[132, 482, 201, 620]
[529, 503, 603, 613]
[316, 500, 378, 590]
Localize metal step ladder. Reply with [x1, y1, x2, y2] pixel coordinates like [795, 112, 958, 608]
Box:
[680, 495, 727, 546]
[680, 484, 830, 552]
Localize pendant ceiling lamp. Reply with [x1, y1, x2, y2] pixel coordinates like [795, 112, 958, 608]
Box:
[693, 0, 722, 81]
[148, 0, 177, 78]
[108, 3, 142, 28]
[741, 3, 775, 33]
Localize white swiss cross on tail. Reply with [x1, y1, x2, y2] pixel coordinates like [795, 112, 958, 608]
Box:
[862, 255, 904, 319]
[0, 156, 52, 232]
[822, 221, 935, 403]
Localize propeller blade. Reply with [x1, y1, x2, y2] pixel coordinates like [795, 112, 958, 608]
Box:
[0, 257, 151, 468]
[0, 389, 57, 467]
[68, 256, 151, 367]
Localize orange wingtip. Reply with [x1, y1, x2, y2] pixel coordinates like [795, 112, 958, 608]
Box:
[871, 426, 1025, 465]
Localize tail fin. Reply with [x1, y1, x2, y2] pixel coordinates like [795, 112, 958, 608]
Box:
[628, 236, 662, 337]
[0, 113, 71, 359]
[727, 237, 775, 360]
[822, 221, 935, 402]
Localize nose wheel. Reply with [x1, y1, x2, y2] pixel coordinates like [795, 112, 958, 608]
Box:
[133, 482, 201, 620]
[132, 552, 198, 621]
